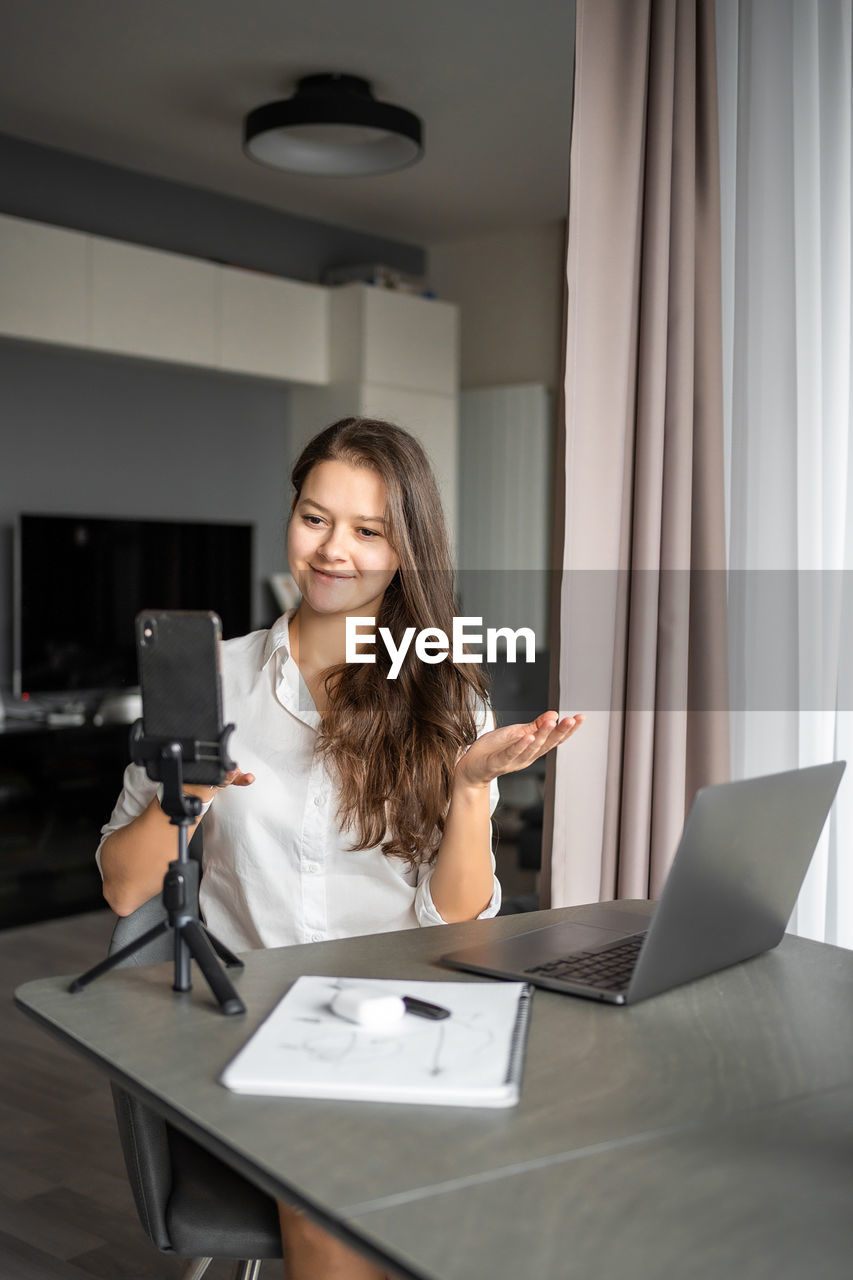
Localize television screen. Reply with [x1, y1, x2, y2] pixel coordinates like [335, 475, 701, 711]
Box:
[15, 513, 253, 695]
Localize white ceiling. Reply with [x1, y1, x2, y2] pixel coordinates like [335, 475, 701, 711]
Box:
[0, 0, 575, 247]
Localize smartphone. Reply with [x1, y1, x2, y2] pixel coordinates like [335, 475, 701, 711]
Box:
[135, 610, 228, 785]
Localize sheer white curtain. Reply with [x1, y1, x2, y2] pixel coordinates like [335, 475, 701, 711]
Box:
[717, 0, 853, 945]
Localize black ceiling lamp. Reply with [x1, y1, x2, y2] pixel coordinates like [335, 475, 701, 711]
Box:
[243, 73, 424, 177]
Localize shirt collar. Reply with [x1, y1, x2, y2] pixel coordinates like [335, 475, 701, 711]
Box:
[262, 609, 297, 670]
[263, 608, 321, 728]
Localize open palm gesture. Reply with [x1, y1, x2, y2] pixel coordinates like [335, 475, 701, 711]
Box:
[455, 711, 584, 790]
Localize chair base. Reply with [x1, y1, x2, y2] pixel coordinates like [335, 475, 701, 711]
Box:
[180, 1261, 212, 1280]
[236, 1263, 263, 1280]
[180, 1260, 263, 1280]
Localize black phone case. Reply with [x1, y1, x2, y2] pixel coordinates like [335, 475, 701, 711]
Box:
[135, 611, 226, 785]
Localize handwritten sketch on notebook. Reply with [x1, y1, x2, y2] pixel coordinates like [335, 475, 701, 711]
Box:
[221, 976, 533, 1108]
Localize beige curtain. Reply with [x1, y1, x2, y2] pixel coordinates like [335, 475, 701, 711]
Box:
[543, 0, 729, 908]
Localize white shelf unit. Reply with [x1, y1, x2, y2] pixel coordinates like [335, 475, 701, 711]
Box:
[0, 212, 332, 385]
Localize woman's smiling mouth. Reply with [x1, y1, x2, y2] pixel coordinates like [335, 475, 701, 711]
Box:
[310, 565, 355, 582]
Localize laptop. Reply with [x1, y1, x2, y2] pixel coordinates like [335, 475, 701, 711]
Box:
[442, 762, 846, 1005]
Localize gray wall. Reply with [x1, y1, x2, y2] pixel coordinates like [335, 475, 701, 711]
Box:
[0, 133, 426, 284]
[0, 337, 295, 691]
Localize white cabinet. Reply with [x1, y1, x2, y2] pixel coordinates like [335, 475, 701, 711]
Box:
[1, 215, 333, 384]
[327, 284, 458, 393]
[0, 217, 456, 396]
[0, 209, 327, 376]
[90, 237, 218, 367]
[218, 267, 328, 384]
[362, 286, 458, 393]
[0, 215, 88, 348]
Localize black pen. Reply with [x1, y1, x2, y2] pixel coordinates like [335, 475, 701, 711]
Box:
[402, 995, 451, 1020]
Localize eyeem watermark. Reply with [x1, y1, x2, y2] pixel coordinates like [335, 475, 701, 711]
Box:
[346, 616, 537, 679]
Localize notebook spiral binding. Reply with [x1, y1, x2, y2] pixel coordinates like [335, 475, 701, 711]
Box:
[504, 984, 535, 1088]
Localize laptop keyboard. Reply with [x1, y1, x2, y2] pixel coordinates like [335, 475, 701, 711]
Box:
[524, 931, 648, 992]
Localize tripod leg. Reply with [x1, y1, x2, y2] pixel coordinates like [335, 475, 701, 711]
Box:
[69, 921, 172, 992]
[199, 925, 245, 970]
[174, 925, 192, 992]
[179, 918, 246, 1015]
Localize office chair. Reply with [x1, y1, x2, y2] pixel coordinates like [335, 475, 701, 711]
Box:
[107, 840, 282, 1280]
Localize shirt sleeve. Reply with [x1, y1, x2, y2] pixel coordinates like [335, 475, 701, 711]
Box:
[414, 700, 502, 926]
[94, 762, 159, 877]
[94, 762, 215, 876]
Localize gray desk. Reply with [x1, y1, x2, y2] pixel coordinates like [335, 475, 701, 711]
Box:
[15, 903, 853, 1280]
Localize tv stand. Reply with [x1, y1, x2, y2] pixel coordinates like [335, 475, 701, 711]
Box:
[2, 687, 142, 730]
[0, 717, 131, 928]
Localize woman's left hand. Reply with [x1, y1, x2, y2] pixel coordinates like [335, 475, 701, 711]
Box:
[454, 711, 585, 791]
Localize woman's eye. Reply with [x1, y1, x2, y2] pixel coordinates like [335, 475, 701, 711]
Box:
[304, 515, 324, 526]
[359, 527, 380, 538]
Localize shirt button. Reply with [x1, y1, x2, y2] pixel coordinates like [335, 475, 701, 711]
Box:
[313, 795, 322, 807]
[311, 933, 323, 942]
[306, 863, 319, 874]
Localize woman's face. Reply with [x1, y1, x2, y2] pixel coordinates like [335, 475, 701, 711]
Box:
[287, 459, 401, 619]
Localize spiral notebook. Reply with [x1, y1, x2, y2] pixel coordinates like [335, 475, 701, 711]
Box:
[221, 976, 533, 1108]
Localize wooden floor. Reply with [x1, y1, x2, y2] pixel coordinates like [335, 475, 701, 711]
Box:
[1, 909, 282, 1280]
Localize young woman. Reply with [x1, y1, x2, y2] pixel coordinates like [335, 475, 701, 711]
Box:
[98, 416, 583, 1280]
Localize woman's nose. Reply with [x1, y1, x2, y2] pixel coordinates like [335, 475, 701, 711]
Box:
[318, 527, 346, 559]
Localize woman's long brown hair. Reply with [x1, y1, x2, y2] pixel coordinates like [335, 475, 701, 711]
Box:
[290, 417, 490, 865]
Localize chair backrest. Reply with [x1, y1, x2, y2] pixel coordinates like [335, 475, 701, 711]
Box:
[107, 849, 201, 1252]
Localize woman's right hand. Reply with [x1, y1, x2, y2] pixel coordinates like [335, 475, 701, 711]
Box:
[102, 765, 257, 917]
[185, 767, 256, 800]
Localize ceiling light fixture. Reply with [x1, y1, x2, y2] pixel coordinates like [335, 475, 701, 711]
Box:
[243, 73, 424, 177]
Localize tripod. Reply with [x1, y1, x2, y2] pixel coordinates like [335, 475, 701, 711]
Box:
[70, 725, 246, 1015]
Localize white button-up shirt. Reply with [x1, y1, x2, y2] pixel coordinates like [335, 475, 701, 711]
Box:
[97, 613, 501, 952]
